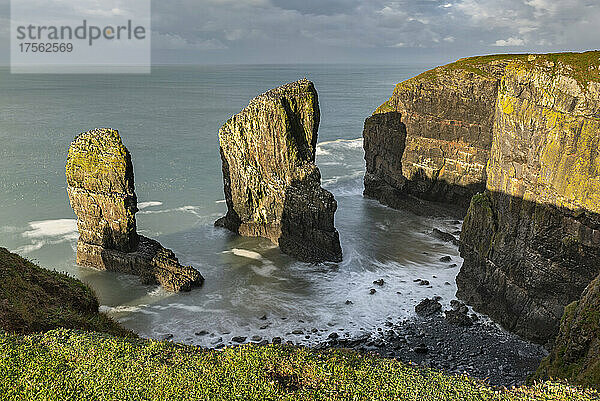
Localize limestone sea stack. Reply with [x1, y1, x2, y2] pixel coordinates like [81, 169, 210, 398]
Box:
[66, 128, 203, 292]
[215, 79, 342, 262]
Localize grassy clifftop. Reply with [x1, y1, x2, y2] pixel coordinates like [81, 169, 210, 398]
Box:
[0, 247, 130, 337]
[1, 329, 598, 401]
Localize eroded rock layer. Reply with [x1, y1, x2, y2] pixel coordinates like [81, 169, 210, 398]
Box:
[215, 79, 342, 262]
[364, 56, 509, 210]
[66, 128, 203, 292]
[458, 54, 600, 344]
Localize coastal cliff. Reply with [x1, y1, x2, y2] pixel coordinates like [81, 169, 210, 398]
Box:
[215, 79, 342, 262]
[458, 54, 600, 344]
[364, 56, 511, 210]
[66, 128, 203, 292]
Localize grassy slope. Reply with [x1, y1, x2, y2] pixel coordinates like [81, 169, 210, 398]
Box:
[0, 247, 131, 337]
[1, 329, 598, 401]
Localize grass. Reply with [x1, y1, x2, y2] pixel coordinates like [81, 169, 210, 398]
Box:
[1, 329, 598, 401]
[0, 247, 131, 337]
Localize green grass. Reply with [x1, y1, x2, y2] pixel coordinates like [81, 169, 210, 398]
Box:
[1, 329, 598, 401]
[0, 247, 131, 337]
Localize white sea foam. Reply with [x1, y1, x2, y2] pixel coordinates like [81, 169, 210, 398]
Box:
[22, 219, 78, 239]
[138, 201, 163, 209]
[14, 219, 78, 254]
[317, 138, 363, 148]
[226, 248, 264, 261]
[215, 199, 227, 204]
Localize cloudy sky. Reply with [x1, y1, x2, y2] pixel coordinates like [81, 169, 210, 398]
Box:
[1, 0, 599, 65]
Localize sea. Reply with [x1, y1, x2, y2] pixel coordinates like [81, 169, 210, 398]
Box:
[0, 64, 467, 346]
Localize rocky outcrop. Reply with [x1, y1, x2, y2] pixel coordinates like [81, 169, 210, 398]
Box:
[66, 128, 203, 292]
[364, 56, 511, 210]
[458, 53, 600, 344]
[535, 272, 600, 388]
[215, 79, 342, 262]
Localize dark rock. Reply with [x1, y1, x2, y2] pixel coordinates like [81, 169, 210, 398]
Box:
[431, 229, 459, 245]
[414, 343, 428, 354]
[415, 298, 442, 316]
[272, 337, 282, 344]
[66, 128, 204, 292]
[329, 332, 339, 340]
[259, 314, 267, 320]
[292, 329, 304, 335]
[215, 79, 342, 263]
[251, 335, 262, 342]
[373, 279, 385, 286]
[345, 300, 353, 305]
[232, 336, 247, 343]
[369, 288, 377, 295]
[418, 280, 430, 286]
[439, 256, 452, 263]
[195, 330, 209, 336]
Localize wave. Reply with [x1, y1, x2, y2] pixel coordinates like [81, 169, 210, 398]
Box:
[138, 201, 163, 209]
[317, 137, 363, 148]
[13, 219, 78, 254]
[22, 219, 77, 239]
[224, 248, 264, 261]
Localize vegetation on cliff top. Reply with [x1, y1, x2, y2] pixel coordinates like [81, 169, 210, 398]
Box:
[1, 328, 598, 401]
[0, 247, 131, 337]
[375, 50, 600, 114]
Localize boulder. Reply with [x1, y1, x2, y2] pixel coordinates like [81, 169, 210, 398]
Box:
[66, 128, 203, 292]
[215, 79, 342, 262]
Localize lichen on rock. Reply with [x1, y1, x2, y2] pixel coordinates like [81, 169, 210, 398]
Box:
[458, 55, 600, 344]
[66, 128, 203, 292]
[215, 79, 342, 262]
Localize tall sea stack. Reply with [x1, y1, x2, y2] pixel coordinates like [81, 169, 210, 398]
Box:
[66, 128, 203, 292]
[215, 79, 342, 262]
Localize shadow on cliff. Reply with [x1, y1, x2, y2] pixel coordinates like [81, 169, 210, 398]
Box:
[363, 111, 485, 218]
[457, 189, 600, 345]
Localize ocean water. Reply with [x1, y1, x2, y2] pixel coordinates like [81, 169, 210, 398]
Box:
[0, 64, 465, 346]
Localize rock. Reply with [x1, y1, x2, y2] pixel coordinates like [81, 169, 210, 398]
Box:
[328, 332, 339, 340]
[66, 128, 203, 292]
[195, 330, 209, 336]
[215, 79, 342, 263]
[458, 55, 600, 344]
[259, 314, 267, 320]
[415, 298, 442, 316]
[292, 329, 304, 335]
[272, 337, 282, 344]
[160, 334, 173, 341]
[418, 280, 430, 286]
[535, 272, 600, 387]
[363, 57, 504, 212]
[345, 300, 353, 305]
[369, 288, 377, 294]
[445, 301, 473, 327]
[431, 229, 459, 245]
[439, 256, 452, 263]
[414, 343, 428, 354]
[250, 335, 262, 342]
[373, 279, 385, 286]
[232, 336, 246, 343]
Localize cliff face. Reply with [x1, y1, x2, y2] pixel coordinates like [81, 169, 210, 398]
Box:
[216, 79, 342, 262]
[458, 54, 600, 344]
[364, 57, 510, 210]
[535, 272, 600, 388]
[67, 128, 203, 292]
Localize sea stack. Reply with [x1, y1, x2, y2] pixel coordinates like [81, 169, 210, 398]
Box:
[66, 128, 203, 292]
[215, 79, 342, 262]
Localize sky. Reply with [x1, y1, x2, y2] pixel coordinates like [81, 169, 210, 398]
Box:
[1, 0, 599, 65]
